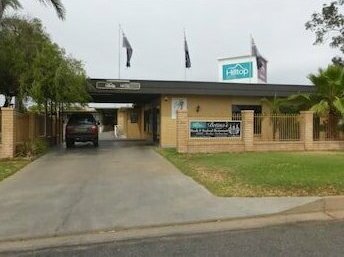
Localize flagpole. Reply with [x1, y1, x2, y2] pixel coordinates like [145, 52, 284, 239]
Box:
[118, 24, 121, 79]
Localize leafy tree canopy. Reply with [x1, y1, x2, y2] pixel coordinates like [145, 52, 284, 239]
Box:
[289, 65, 344, 115]
[0, 16, 90, 107]
[0, 17, 49, 105]
[0, 0, 65, 21]
[306, 0, 344, 64]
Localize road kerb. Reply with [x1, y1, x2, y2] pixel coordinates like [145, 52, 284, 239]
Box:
[0, 211, 339, 254]
[1, 196, 344, 254]
[281, 196, 344, 215]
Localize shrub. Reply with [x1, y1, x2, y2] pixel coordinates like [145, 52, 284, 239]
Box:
[16, 138, 48, 158]
[33, 138, 49, 155]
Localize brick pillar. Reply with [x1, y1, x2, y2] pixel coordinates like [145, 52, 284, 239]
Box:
[300, 111, 314, 150]
[1, 108, 16, 158]
[176, 110, 188, 153]
[242, 110, 254, 151]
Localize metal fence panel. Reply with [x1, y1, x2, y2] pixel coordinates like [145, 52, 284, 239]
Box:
[313, 114, 344, 141]
[254, 114, 302, 141]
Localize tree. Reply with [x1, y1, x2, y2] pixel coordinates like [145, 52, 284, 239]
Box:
[289, 65, 344, 115]
[29, 42, 63, 105]
[261, 94, 290, 114]
[310, 65, 344, 138]
[0, 17, 49, 106]
[0, 16, 89, 108]
[309, 65, 344, 115]
[0, 0, 65, 21]
[0, 0, 21, 21]
[27, 41, 90, 142]
[28, 44, 90, 106]
[53, 56, 90, 104]
[289, 65, 344, 138]
[0, 15, 88, 145]
[306, 0, 344, 64]
[261, 95, 296, 140]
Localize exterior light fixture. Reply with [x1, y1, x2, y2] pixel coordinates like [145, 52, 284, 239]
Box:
[196, 105, 200, 113]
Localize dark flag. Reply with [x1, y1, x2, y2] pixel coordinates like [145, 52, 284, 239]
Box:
[122, 33, 133, 67]
[184, 35, 191, 68]
[251, 36, 267, 82]
[251, 37, 264, 68]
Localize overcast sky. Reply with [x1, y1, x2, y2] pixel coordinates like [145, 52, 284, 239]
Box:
[18, 0, 339, 85]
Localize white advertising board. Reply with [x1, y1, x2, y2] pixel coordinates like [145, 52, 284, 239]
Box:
[218, 55, 267, 83]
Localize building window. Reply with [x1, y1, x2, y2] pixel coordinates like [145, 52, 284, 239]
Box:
[130, 110, 138, 123]
[232, 105, 262, 114]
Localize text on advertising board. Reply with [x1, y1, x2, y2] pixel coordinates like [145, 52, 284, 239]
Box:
[222, 62, 253, 80]
[190, 121, 241, 138]
[96, 81, 141, 90]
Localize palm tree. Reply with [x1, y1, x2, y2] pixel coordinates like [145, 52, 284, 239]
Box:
[308, 65, 344, 115]
[0, 0, 20, 20]
[310, 65, 344, 139]
[0, 0, 65, 20]
[261, 94, 291, 140]
[261, 94, 289, 114]
[289, 65, 344, 139]
[289, 65, 344, 115]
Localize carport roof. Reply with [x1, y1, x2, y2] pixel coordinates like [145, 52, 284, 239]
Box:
[87, 79, 314, 103]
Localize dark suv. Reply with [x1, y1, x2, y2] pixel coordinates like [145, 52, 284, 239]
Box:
[65, 113, 99, 148]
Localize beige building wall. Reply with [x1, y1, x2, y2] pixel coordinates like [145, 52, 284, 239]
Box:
[160, 95, 269, 148]
[117, 109, 127, 137]
[117, 107, 146, 139]
[126, 108, 141, 139]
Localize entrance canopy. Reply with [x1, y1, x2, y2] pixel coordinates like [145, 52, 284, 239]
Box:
[87, 79, 314, 104]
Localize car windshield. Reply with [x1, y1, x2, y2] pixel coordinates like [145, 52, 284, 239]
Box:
[68, 115, 95, 125]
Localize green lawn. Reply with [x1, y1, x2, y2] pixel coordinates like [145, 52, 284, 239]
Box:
[158, 149, 344, 196]
[0, 159, 30, 182]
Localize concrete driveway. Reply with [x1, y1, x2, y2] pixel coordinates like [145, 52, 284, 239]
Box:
[0, 133, 319, 241]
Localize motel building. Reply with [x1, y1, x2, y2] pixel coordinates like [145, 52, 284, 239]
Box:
[85, 54, 344, 154]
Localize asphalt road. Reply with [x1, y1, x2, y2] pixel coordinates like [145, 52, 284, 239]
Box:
[6, 220, 344, 257]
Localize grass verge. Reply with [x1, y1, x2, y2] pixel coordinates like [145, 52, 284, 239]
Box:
[158, 148, 344, 197]
[0, 159, 30, 182]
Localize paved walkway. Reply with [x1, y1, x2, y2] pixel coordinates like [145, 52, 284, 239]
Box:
[0, 133, 320, 241]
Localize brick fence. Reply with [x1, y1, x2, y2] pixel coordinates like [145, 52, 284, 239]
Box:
[176, 110, 344, 153]
[0, 107, 61, 158]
